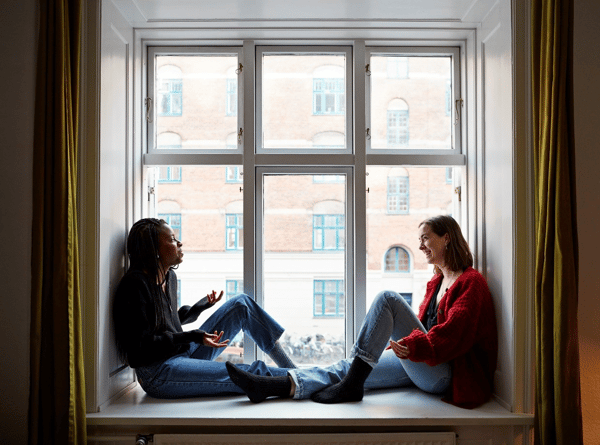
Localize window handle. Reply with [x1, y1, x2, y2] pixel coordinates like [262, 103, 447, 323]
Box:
[454, 98, 463, 126]
[366, 128, 371, 140]
[238, 128, 243, 144]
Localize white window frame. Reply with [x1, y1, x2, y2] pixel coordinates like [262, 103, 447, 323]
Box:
[142, 41, 465, 364]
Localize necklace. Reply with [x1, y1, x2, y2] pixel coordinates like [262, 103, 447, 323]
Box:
[443, 271, 462, 293]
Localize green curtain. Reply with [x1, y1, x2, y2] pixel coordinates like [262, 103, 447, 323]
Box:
[29, 0, 86, 443]
[531, 0, 582, 443]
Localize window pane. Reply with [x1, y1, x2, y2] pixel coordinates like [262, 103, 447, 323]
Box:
[370, 55, 452, 150]
[154, 54, 239, 150]
[366, 166, 457, 310]
[155, 165, 244, 363]
[261, 53, 347, 150]
[262, 174, 346, 366]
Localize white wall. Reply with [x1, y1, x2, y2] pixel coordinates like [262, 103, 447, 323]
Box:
[0, 0, 35, 443]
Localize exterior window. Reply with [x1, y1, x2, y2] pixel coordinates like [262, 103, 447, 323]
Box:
[400, 293, 412, 306]
[159, 213, 182, 240]
[313, 214, 344, 250]
[387, 176, 409, 214]
[226, 167, 242, 183]
[226, 279, 243, 300]
[445, 80, 451, 116]
[158, 166, 182, 183]
[384, 246, 410, 272]
[387, 57, 409, 78]
[226, 77, 237, 116]
[314, 280, 344, 317]
[446, 167, 453, 184]
[226, 213, 243, 250]
[313, 78, 345, 115]
[387, 107, 409, 147]
[157, 65, 183, 116]
[313, 175, 344, 183]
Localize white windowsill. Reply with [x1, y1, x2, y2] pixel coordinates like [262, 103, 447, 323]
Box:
[87, 384, 534, 429]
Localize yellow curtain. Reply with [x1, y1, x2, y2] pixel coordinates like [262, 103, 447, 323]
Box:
[29, 0, 86, 443]
[531, 0, 582, 443]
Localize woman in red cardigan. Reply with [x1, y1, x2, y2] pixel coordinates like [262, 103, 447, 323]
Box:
[226, 215, 498, 408]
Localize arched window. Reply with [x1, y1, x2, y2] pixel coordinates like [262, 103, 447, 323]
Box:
[387, 98, 409, 147]
[387, 167, 409, 214]
[384, 246, 410, 273]
[313, 65, 345, 115]
[157, 65, 182, 116]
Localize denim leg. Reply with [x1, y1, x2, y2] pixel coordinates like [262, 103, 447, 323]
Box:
[189, 294, 285, 361]
[136, 357, 289, 399]
[289, 290, 451, 398]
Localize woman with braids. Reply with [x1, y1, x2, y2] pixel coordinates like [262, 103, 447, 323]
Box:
[113, 218, 295, 399]
[226, 215, 497, 409]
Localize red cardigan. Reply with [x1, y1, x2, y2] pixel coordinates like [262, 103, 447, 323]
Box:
[400, 267, 498, 408]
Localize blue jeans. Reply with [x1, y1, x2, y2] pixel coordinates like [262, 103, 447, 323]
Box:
[135, 294, 289, 398]
[289, 290, 451, 399]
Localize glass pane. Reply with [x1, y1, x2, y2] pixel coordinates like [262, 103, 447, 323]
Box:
[154, 54, 239, 150]
[155, 165, 245, 363]
[262, 53, 347, 150]
[366, 166, 457, 311]
[262, 174, 346, 367]
[370, 55, 452, 150]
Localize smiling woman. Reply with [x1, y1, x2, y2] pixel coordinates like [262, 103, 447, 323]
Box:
[226, 214, 498, 409]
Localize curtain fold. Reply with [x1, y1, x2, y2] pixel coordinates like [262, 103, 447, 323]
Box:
[531, 0, 582, 443]
[29, 0, 86, 443]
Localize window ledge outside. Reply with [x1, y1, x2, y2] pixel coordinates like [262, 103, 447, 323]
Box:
[87, 384, 534, 430]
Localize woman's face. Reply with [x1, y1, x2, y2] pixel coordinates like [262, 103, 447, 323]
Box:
[157, 224, 184, 269]
[418, 223, 448, 269]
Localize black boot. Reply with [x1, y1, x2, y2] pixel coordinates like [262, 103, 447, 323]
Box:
[226, 361, 292, 403]
[310, 357, 372, 404]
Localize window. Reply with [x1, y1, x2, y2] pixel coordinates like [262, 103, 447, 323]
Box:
[384, 246, 410, 272]
[226, 66, 238, 116]
[313, 214, 345, 251]
[157, 65, 182, 116]
[159, 213, 182, 240]
[226, 167, 242, 183]
[314, 280, 344, 317]
[146, 45, 463, 368]
[313, 67, 345, 115]
[387, 172, 409, 214]
[226, 213, 243, 250]
[387, 56, 409, 78]
[387, 100, 409, 147]
[226, 279, 243, 299]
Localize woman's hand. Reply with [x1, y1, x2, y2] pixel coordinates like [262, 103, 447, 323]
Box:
[206, 290, 224, 306]
[203, 330, 230, 348]
[387, 339, 410, 359]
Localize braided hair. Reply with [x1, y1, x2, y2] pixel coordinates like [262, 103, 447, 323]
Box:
[125, 218, 171, 334]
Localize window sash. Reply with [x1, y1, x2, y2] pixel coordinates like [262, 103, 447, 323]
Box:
[144, 42, 466, 363]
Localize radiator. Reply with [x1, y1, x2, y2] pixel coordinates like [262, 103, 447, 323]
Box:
[153, 432, 456, 445]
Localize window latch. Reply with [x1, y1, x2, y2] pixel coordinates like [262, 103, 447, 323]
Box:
[236, 63, 243, 74]
[148, 186, 155, 202]
[145, 97, 153, 123]
[454, 98, 463, 126]
[136, 434, 153, 445]
[238, 128, 243, 144]
[365, 63, 371, 76]
[366, 128, 371, 140]
[454, 185, 462, 202]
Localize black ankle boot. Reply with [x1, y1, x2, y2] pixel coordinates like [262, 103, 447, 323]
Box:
[310, 357, 372, 404]
[226, 361, 292, 403]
